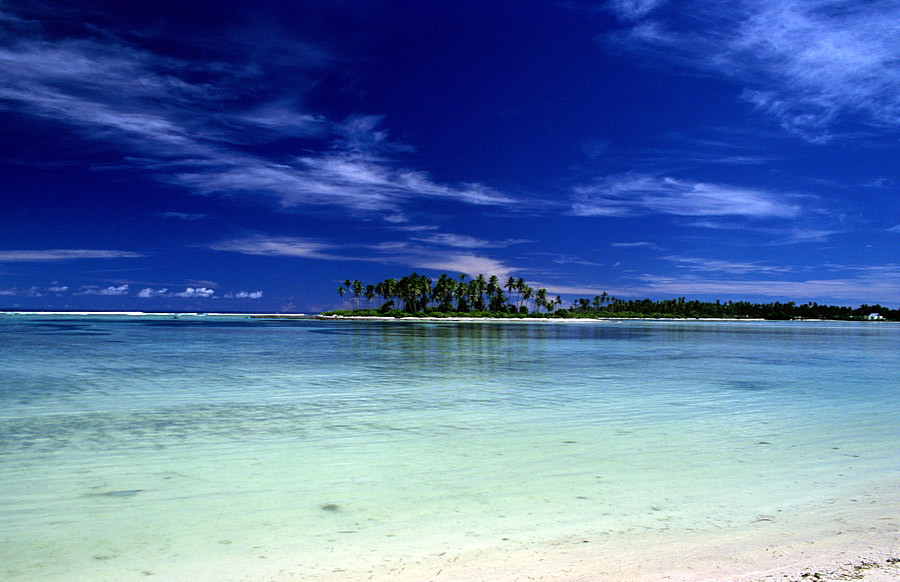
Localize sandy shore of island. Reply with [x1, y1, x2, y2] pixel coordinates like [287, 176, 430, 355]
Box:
[312, 314, 770, 323]
[136, 517, 899, 582]
[93, 480, 897, 582]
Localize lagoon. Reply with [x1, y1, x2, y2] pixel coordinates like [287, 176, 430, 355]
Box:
[1, 316, 898, 580]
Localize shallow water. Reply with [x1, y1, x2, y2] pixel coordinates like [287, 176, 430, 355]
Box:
[1, 316, 898, 580]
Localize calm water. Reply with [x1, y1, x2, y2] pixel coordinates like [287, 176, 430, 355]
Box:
[1, 316, 899, 580]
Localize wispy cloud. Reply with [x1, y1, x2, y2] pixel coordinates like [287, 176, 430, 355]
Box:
[684, 221, 842, 244]
[224, 290, 263, 299]
[387, 224, 441, 232]
[731, 1, 900, 140]
[137, 287, 168, 298]
[208, 235, 518, 278]
[77, 284, 130, 296]
[662, 255, 793, 275]
[571, 174, 801, 218]
[524, 252, 606, 268]
[0, 10, 515, 216]
[174, 287, 214, 298]
[611, 241, 658, 248]
[0, 286, 44, 297]
[0, 249, 144, 262]
[207, 236, 341, 260]
[629, 269, 900, 304]
[780, 228, 841, 245]
[528, 282, 610, 296]
[410, 233, 531, 249]
[604, 0, 900, 141]
[160, 212, 210, 221]
[174, 146, 513, 212]
[136, 286, 260, 299]
[410, 254, 515, 278]
[607, 0, 665, 21]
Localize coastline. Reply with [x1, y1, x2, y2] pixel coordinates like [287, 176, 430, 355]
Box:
[312, 314, 770, 322]
[5, 311, 896, 323]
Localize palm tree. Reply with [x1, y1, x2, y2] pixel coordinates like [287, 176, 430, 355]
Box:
[522, 285, 534, 312]
[504, 276, 516, 307]
[337, 285, 346, 307]
[536, 288, 548, 313]
[374, 282, 384, 308]
[365, 285, 375, 309]
[474, 274, 487, 310]
[489, 289, 508, 311]
[383, 278, 397, 310]
[515, 278, 526, 309]
[455, 281, 470, 312]
[352, 280, 363, 310]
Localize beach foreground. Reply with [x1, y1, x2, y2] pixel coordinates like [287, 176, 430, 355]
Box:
[1, 316, 898, 581]
[62, 501, 900, 581]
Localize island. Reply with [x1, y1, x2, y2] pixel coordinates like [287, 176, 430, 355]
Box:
[320, 272, 899, 321]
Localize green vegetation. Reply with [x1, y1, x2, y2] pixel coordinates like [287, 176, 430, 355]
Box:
[325, 273, 900, 321]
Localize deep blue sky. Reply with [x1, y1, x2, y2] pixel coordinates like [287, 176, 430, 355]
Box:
[2, 0, 900, 312]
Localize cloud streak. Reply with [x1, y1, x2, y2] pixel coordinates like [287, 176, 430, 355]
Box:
[629, 270, 900, 304]
[662, 255, 793, 275]
[0, 11, 515, 216]
[0, 249, 144, 262]
[175, 287, 214, 298]
[77, 284, 130, 296]
[571, 174, 801, 218]
[605, 0, 900, 141]
[410, 233, 531, 249]
[208, 235, 518, 278]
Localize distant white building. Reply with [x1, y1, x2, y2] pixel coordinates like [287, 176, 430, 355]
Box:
[867, 313, 885, 320]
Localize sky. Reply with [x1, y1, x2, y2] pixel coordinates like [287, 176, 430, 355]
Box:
[2, 0, 900, 312]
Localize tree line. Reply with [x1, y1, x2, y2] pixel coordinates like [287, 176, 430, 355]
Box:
[335, 273, 560, 314]
[328, 272, 899, 321]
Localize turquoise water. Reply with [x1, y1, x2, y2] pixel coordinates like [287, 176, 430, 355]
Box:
[1, 316, 899, 580]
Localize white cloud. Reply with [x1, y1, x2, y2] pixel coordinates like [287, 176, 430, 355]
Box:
[411, 254, 515, 279]
[571, 174, 801, 218]
[781, 228, 840, 244]
[175, 287, 214, 298]
[662, 255, 793, 275]
[175, 151, 512, 213]
[888, 224, 900, 233]
[225, 291, 263, 299]
[0, 13, 516, 215]
[46, 285, 69, 293]
[529, 282, 611, 296]
[611, 241, 657, 248]
[388, 224, 441, 232]
[137, 287, 169, 298]
[411, 233, 531, 249]
[605, 0, 900, 141]
[607, 0, 665, 21]
[160, 212, 209, 221]
[0, 286, 44, 297]
[208, 236, 340, 260]
[629, 270, 900, 304]
[0, 249, 143, 262]
[78, 284, 130, 296]
[209, 235, 519, 278]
